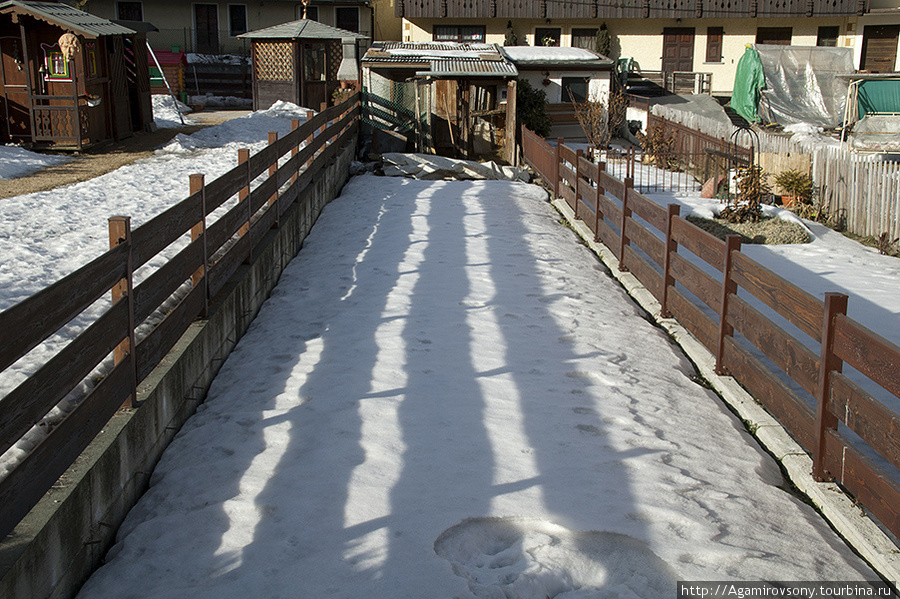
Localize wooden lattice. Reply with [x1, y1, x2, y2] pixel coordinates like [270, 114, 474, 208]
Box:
[329, 40, 341, 80]
[255, 41, 294, 81]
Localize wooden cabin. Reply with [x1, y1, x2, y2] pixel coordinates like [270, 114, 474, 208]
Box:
[240, 19, 366, 111]
[0, 0, 153, 149]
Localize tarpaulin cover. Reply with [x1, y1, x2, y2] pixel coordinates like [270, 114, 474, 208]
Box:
[731, 46, 766, 123]
[850, 114, 900, 152]
[755, 45, 854, 129]
[857, 79, 900, 118]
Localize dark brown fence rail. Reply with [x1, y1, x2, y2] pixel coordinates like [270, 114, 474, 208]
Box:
[522, 125, 900, 540]
[0, 94, 361, 541]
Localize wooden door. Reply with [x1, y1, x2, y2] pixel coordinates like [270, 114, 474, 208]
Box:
[662, 28, 694, 73]
[0, 36, 30, 142]
[301, 41, 327, 109]
[861, 25, 900, 73]
[194, 4, 220, 54]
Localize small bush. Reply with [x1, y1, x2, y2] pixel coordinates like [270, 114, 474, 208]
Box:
[516, 78, 552, 138]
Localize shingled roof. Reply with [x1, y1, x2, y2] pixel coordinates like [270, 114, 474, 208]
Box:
[362, 42, 517, 78]
[0, 0, 134, 37]
[239, 18, 367, 40]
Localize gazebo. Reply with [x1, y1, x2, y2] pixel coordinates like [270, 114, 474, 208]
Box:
[0, 0, 153, 149]
[240, 19, 367, 111]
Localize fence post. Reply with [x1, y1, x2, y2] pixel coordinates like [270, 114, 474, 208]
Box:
[290, 119, 300, 185]
[189, 174, 209, 319]
[108, 216, 137, 408]
[813, 292, 848, 482]
[618, 177, 634, 271]
[267, 131, 280, 227]
[715, 234, 742, 375]
[594, 160, 606, 242]
[574, 148, 583, 220]
[554, 137, 563, 200]
[238, 148, 252, 264]
[660, 204, 681, 318]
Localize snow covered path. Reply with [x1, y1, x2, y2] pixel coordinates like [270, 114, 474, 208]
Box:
[76, 176, 875, 599]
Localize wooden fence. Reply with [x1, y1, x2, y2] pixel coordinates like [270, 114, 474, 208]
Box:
[0, 94, 361, 541]
[522, 125, 900, 541]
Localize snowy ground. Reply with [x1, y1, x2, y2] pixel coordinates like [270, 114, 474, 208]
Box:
[0, 145, 70, 180]
[74, 175, 877, 598]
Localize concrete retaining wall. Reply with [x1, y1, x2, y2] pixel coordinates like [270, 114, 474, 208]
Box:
[0, 137, 356, 599]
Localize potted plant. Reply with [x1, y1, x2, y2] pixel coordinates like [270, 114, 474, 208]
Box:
[773, 168, 813, 208]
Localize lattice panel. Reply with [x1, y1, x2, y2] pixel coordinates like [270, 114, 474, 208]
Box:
[255, 42, 294, 82]
[329, 40, 341, 80]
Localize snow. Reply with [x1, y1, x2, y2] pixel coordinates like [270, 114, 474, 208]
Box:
[152, 94, 195, 128]
[0, 145, 69, 180]
[70, 174, 878, 598]
[503, 46, 605, 63]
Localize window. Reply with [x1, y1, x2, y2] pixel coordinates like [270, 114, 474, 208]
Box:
[571, 28, 597, 50]
[705, 27, 723, 62]
[817, 26, 840, 47]
[228, 5, 247, 37]
[335, 6, 359, 33]
[561, 77, 589, 102]
[116, 1, 143, 21]
[434, 25, 486, 43]
[756, 27, 791, 45]
[41, 44, 71, 81]
[297, 4, 318, 20]
[86, 42, 98, 77]
[535, 27, 561, 47]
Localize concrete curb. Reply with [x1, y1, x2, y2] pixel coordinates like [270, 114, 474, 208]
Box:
[552, 197, 900, 586]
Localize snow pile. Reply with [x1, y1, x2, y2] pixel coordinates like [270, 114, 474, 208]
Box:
[152, 94, 194, 128]
[188, 93, 253, 109]
[0, 145, 69, 180]
[186, 53, 249, 66]
[382, 153, 530, 182]
[784, 122, 841, 152]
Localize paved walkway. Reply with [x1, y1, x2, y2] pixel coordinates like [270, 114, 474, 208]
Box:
[76, 176, 877, 599]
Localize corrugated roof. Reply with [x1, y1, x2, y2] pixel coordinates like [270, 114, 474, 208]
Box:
[501, 46, 614, 68]
[239, 19, 367, 40]
[0, 1, 135, 37]
[362, 42, 517, 78]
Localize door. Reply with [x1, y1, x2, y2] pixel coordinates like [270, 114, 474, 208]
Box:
[662, 27, 694, 73]
[0, 36, 30, 142]
[194, 4, 220, 54]
[302, 41, 327, 109]
[860, 25, 900, 73]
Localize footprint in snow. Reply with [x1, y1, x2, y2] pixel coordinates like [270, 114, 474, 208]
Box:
[434, 517, 676, 598]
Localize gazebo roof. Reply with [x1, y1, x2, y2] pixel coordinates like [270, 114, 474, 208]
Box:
[239, 19, 367, 41]
[0, 0, 134, 38]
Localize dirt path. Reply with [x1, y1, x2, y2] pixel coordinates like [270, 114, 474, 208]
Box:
[0, 110, 248, 200]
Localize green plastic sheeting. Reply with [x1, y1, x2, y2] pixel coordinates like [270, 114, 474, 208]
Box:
[731, 46, 766, 123]
[857, 79, 900, 118]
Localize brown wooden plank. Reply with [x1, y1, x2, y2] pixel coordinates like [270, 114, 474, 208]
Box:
[248, 176, 279, 216]
[731, 251, 824, 343]
[830, 372, 900, 472]
[578, 155, 597, 181]
[833, 315, 900, 399]
[624, 217, 665, 267]
[824, 428, 900, 538]
[669, 252, 721, 312]
[204, 162, 248, 214]
[559, 144, 577, 164]
[722, 337, 817, 451]
[0, 300, 128, 457]
[597, 191, 622, 225]
[577, 178, 595, 209]
[727, 295, 820, 396]
[669, 287, 719, 353]
[623, 245, 663, 301]
[133, 239, 204, 324]
[0, 244, 128, 373]
[559, 184, 575, 209]
[599, 171, 625, 200]
[0, 359, 132, 541]
[559, 163, 576, 188]
[135, 283, 206, 382]
[626, 188, 667, 233]
[248, 144, 280, 182]
[207, 199, 250, 257]
[132, 194, 203, 268]
[208, 234, 251, 299]
[671, 215, 725, 271]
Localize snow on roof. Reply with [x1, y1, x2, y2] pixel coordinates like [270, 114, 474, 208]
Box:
[362, 42, 517, 78]
[502, 46, 613, 66]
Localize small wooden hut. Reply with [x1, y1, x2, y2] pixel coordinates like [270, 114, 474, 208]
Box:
[0, 0, 153, 149]
[240, 19, 366, 111]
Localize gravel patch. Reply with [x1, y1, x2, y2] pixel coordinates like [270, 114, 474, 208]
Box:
[686, 215, 811, 245]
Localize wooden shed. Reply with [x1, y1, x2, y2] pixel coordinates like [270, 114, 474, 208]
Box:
[240, 19, 366, 111]
[0, 0, 153, 149]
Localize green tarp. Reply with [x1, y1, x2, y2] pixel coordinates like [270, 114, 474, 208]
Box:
[731, 46, 766, 123]
[857, 79, 900, 118]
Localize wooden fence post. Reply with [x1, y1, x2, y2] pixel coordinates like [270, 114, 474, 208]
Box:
[267, 131, 280, 228]
[715, 234, 742, 375]
[306, 109, 316, 168]
[813, 292, 849, 482]
[554, 137, 563, 199]
[238, 148, 252, 264]
[574, 148, 583, 220]
[290, 118, 300, 185]
[660, 204, 681, 318]
[506, 79, 517, 166]
[189, 174, 209, 318]
[618, 177, 634, 271]
[594, 160, 606, 242]
[108, 215, 137, 408]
